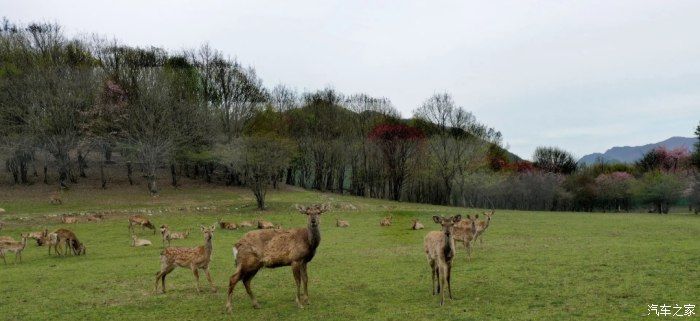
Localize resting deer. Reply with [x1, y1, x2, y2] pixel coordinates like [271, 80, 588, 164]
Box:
[453, 215, 479, 261]
[61, 214, 79, 224]
[226, 203, 329, 313]
[219, 219, 238, 230]
[257, 220, 275, 229]
[424, 215, 469, 306]
[131, 235, 152, 247]
[336, 219, 350, 227]
[238, 221, 254, 228]
[0, 234, 28, 264]
[380, 215, 392, 227]
[411, 219, 425, 230]
[51, 228, 86, 256]
[50, 193, 62, 205]
[154, 225, 216, 294]
[160, 225, 190, 246]
[86, 214, 104, 222]
[128, 215, 156, 235]
[473, 211, 494, 245]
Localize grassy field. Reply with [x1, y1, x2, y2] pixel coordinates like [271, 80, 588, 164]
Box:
[0, 183, 698, 320]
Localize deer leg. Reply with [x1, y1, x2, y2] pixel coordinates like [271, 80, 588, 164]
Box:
[439, 265, 447, 306]
[301, 262, 309, 304]
[226, 269, 242, 314]
[242, 275, 260, 309]
[292, 262, 303, 308]
[447, 263, 453, 300]
[192, 267, 201, 292]
[205, 267, 216, 292]
[429, 260, 437, 295]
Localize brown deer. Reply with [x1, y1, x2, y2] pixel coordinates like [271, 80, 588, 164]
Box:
[238, 221, 254, 228]
[473, 211, 494, 245]
[380, 215, 392, 227]
[86, 214, 104, 222]
[0, 234, 28, 264]
[453, 215, 479, 261]
[131, 235, 152, 247]
[411, 219, 425, 230]
[0, 235, 17, 243]
[50, 193, 62, 205]
[257, 220, 275, 229]
[226, 203, 329, 313]
[46, 232, 60, 255]
[51, 228, 86, 256]
[160, 225, 190, 247]
[154, 225, 216, 294]
[219, 219, 238, 230]
[128, 215, 156, 235]
[61, 214, 79, 224]
[27, 229, 48, 246]
[424, 215, 469, 306]
[336, 219, 350, 227]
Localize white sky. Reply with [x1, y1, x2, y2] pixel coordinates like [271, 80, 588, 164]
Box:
[3, 0, 700, 159]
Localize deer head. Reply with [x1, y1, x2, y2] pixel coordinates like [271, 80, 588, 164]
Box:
[295, 203, 330, 227]
[200, 224, 216, 242]
[432, 215, 461, 238]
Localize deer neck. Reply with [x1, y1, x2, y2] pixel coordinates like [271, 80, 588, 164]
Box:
[442, 232, 455, 260]
[307, 220, 321, 250]
[204, 236, 213, 256]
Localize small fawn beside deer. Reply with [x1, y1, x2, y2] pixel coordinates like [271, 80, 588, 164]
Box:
[154, 225, 216, 294]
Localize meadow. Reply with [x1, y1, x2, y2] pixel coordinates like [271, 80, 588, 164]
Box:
[0, 183, 698, 321]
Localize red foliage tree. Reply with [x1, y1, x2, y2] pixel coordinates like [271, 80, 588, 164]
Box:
[368, 123, 425, 201]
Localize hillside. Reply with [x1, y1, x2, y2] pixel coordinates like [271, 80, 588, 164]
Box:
[578, 136, 696, 165]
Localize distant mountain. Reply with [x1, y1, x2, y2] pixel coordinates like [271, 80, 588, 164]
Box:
[578, 136, 697, 165]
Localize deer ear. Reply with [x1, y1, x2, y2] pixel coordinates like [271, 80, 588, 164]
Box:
[211, 224, 216, 230]
[296, 204, 307, 213]
[200, 225, 205, 231]
[432, 216, 441, 224]
[453, 215, 462, 222]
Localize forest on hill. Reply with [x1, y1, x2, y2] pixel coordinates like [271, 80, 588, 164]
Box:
[2, 19, 700, 213]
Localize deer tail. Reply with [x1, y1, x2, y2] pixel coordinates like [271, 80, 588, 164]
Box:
[232, 245, 238, 267]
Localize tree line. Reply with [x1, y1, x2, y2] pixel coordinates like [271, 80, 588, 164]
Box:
[1, 19, 699, 212]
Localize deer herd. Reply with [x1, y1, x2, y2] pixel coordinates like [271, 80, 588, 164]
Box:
[0, 203, 496, 311]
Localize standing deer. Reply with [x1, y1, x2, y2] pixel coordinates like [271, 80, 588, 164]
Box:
[26, 229, 48, 246]
[380, 215, 392, 227]
[160, 225, 190, 247]
[453, 215, 479, 261]
[257, 220, 275, 229]
[128, 215, 156, 235]
[131, 235, 152, 247]
[473, 211, 494, 245]
[0, 234, 28, 264]
[424, 215, 469, 306]
[154, 225, 216, 294]
[51, 228, 86, 256]
[46, 232, 60, 255]
[336, 219, 350, 227]
[411, 219, 425, 230]
[226, 203, 329, 313]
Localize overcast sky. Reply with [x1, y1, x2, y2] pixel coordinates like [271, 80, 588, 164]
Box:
[3, 0, 700, 159]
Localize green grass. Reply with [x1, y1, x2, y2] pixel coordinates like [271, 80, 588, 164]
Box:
[0, 184, 698, 320]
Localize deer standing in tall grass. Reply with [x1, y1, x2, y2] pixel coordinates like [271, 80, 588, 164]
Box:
[154, 225, 216, 294]
[424, 215, 471, 306]
[0, 234, 28, 264]
[226, 204, 329, 313]
[128, 215, 156, 235]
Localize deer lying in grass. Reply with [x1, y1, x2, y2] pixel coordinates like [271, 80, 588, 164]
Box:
[453, 215, 479, 261]
[380, 215, 392, 227]
[51, 228, 86, 256]
[424, 215, 468, 306]
[86, 214, 104, 222]
[257, 220, 275, 229]
[226, 203, 329, 313]
[238, 221, 254, 228]
[473, 211, 494, 245]
[61, 214, 79, 224]
[154, 225, 216, 294]
[0, 234, 28, 264]
[336, 219, 350, 227]
[128, 215, 156, 235]
[50, 193, 62, 205]
[219, 219, 238, 230]
[160, 225, 190, 246]
[131, 235, 152, 247]
[411, 219, 425, 230]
